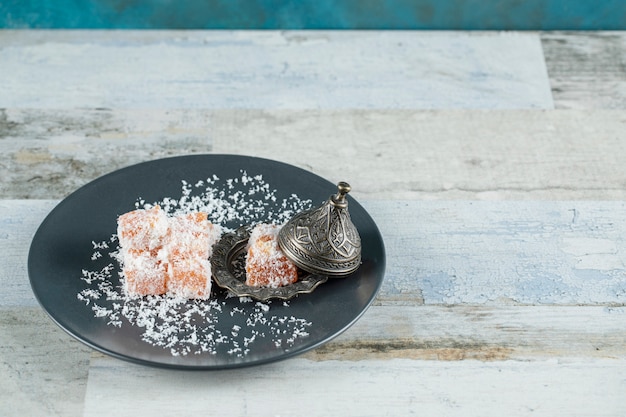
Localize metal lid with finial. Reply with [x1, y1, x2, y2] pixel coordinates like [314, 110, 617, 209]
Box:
[278, 181, 362, 276]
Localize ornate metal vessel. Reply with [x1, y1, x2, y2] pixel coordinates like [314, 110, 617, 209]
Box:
[210, 226, 328, 301]
[278, 182, 362, 276]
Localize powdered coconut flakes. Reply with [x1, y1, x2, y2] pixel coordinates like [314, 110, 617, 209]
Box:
[77, 170, 314, 357]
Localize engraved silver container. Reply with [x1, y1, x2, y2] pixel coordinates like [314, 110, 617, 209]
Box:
[278, 182, 362, 276]
[210, 226, 329, 301]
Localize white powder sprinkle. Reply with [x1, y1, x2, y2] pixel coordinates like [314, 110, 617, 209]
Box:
[77, 170, 314, 357]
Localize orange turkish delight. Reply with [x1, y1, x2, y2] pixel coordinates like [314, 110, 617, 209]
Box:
[117, 205, 168, 252]
[117, 206, 221, 299]
[164, 212, 219, 261]
[121, 250, 167, 296]
[245, 224, 298, 288]
[167, 258, 212, 299]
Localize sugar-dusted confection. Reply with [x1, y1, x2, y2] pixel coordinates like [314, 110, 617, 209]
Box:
[245, 223, 298, 288]
[164, 212, 221, 261]
[163, 212, 220, 300]
[117, 206, 222, 299]
[117, 206, 168, 297]
[122, 251, 167, 296]
[167, 258, 212, 299]
[117, 205, 168, 252]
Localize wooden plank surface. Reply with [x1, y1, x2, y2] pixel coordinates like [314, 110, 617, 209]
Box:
[1, 29, 625, 417]
[2, 108, 626, 200]
[0, 31, 623, 111]
[0, 30, 553, 109]
[0, 200, 56, 307]
[0, 109, 216, 199]
[0, 308, 91, 417]
[541, 32, 626, 109]
[83, 356, 626, 417]
[307, 305, 626, 361]
[209, 109, 626, 200]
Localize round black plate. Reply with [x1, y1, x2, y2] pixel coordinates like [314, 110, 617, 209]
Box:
[28, 154, 385, 370]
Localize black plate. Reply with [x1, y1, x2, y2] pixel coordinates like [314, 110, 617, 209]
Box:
[28, 154, 385, 370]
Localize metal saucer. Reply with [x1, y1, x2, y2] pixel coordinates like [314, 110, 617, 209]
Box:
[210, 226, 329, 301]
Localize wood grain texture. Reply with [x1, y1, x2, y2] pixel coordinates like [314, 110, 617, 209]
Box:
[211, 109, 626, 200]
[541, 32, 626, 109]
[0, 200, 56, 307]
[0, 30, 553, 109]
[2, 108, 625, 200]
[308, 305, 626, 361]
[0, 109, 213, 198]
[0, 308, 91, 417]
[370, 200, 626, 305]
[83, 356, 626, 417]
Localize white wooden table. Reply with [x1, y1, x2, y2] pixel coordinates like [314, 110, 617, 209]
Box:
[1, 30, 625, 416]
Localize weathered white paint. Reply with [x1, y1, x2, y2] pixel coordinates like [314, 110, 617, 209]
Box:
[0, 109, 215, 198]
[0, 30, 554, 109]
[561, 237, 625, 271]
[82, 356, 626, 417]
[369, 200, 626, 305]
[2, 109, 626, 200]
[210, 109, 626, 201]
[0, 200, 57, 307]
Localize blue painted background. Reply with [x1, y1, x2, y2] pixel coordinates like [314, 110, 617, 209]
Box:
[1, 0, 625, 29]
